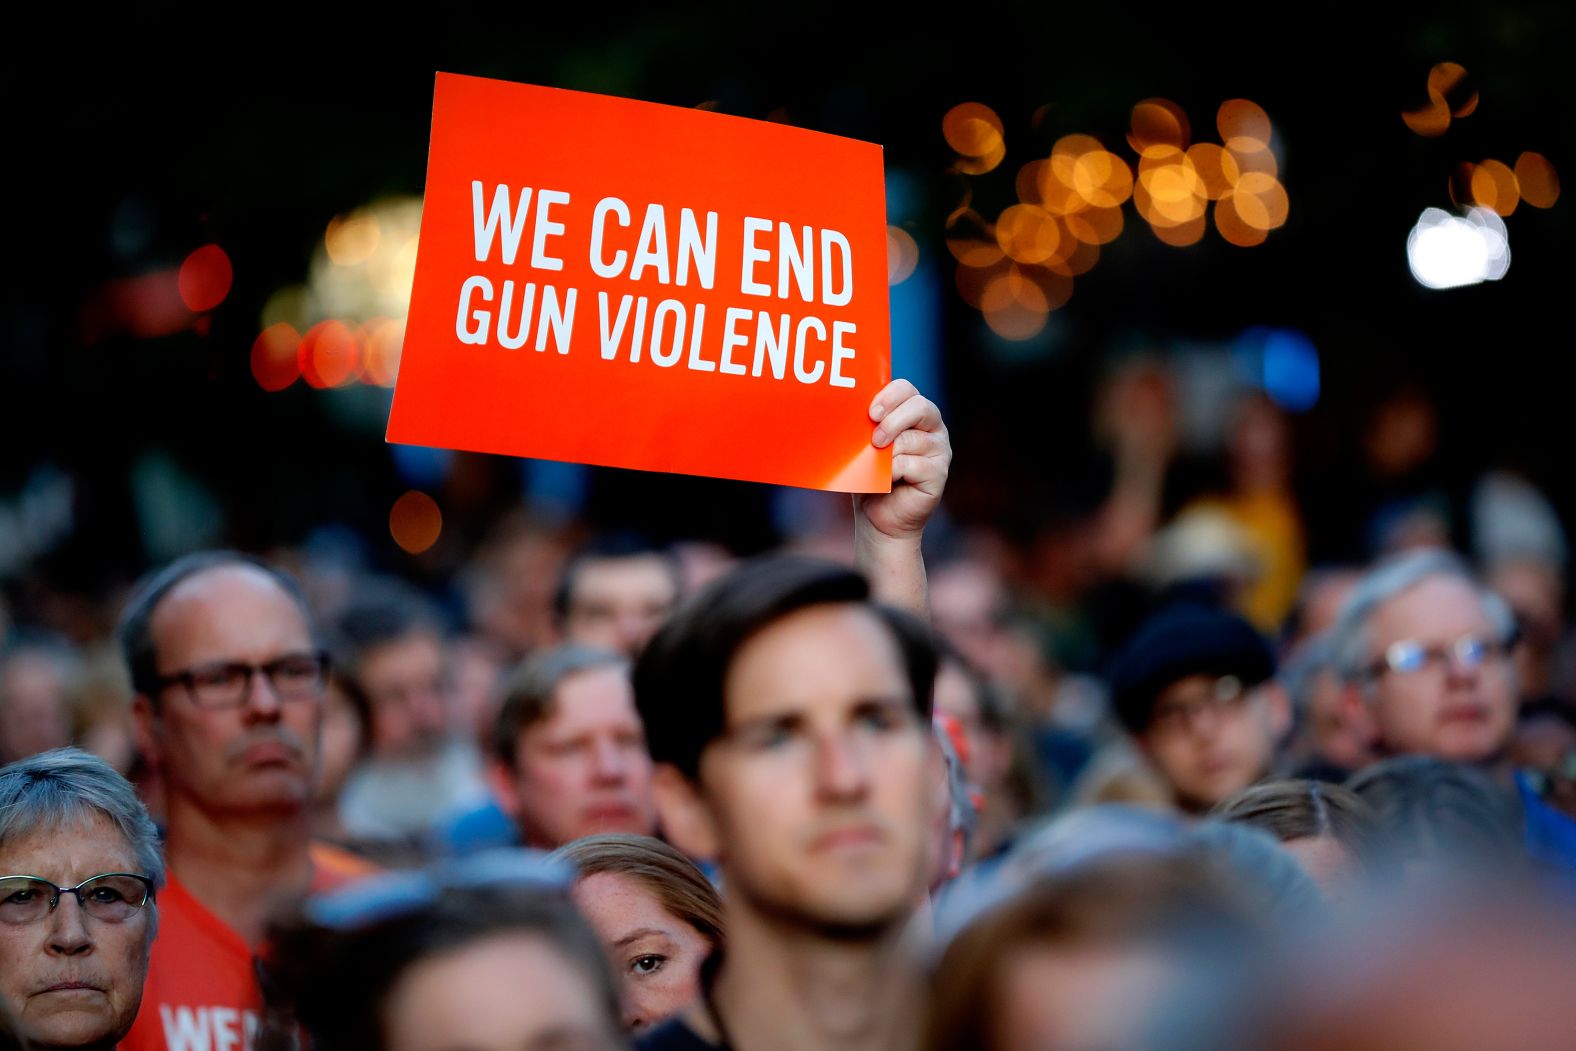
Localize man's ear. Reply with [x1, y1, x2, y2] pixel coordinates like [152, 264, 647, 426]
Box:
[651, 763, 720, 862]
[131, 695, 161, 771]
[484, 756, 522, 818]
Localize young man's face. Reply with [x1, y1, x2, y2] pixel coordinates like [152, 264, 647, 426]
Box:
[694, 603, 932, 934]
[1141, 673, 1286, 811]
[1360, 575, 1518, 763]
[562, 556, 678, 658]
[503, 666, 656, 849]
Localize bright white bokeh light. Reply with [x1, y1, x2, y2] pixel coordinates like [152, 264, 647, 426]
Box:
[1407, 206, 1511, 289]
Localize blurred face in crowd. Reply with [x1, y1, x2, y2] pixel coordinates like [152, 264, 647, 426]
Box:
[993, 944, 1177, 1051]
[382, 932, 622, 1051]
[562, 555, 678, 658]
[135, 565, 323, 817]
[1301, 664, 1375, 773]
[933, 660, 1010, 799]
[571, 871, 711, 1031]
[358, 630, 449, 760]
[1141, 674, 1288, 812]
[0, 811, 154, 1050]
[0, 651, 74, 765]
[500, 667, 656, 849]
[1355, 575, 1518, 764]
[668, 603, 931, 934]
[931, 562, 1011, 678]
[314, 682, 365, 808]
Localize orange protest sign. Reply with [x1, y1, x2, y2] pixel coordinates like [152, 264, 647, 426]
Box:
[387, 73, 893, 493]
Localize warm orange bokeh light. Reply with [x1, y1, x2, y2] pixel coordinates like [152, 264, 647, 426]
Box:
[360, 317, 406, 387]
[996, 204, 1063, 265]
[298, 320, 360, 388]
[1226, 142, 1278, 179]
[1071, 150, 1134, 208]
[390, 491, 443, 555]
[325, 213, 382, 267]
[944, 103, 1005, 155]
[1428, 62, 1478, 117]
[1016, 160, 1047, 204]
[1136, 157, 1206, 226]
[1187, 143, 1241, 200]
[178, 245, 233, 313]
[1045, 232, 1100, 276]
[1233, 172, 1289, 229]
[955, 141, 1006, 175]
[1128, 99, 1190, 153]
[250, 323, 301, 392]
[1217, 99, 1272, 153]
[1149, 212, 1206, 247]
[1065, 205, 1124, 246]
[1470, 159, 1520, 216]
[955, 259, 1010, 309]
[1214, 194, 1269, 247]
[1402, 96, 1451, 137]
[981, 266, 1055, 340]
[946, 209, 1005, 267]
[1515, 152, 1561, 208]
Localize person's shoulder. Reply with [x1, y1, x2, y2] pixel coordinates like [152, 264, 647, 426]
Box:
[636, 1016, 720, 1051]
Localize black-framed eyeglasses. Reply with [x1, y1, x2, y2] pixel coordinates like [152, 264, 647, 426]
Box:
[1148, 675, 1250, 734]
[0, 873, 155, 926]
[154, 651, 330, 709]
[1365, 635, 1509, 681]
[306, 848, 573, 930]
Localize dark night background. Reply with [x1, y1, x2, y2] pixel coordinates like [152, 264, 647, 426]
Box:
[3, 3, 1573, 600]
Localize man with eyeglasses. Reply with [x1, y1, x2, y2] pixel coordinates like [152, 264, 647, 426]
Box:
[114, 552, 373, 1051]
[1330, 549, 1576, 871]
[1109, 604, 1290, 814]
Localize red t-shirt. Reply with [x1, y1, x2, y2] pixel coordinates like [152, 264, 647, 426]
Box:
[121, 844, 375, 1051]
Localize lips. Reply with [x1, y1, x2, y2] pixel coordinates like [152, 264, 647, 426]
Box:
[233, 738, 301, 766]
[1441, 704, 1491, 724]
[809, 824, 886, 852]
[41, 980, 105, 994]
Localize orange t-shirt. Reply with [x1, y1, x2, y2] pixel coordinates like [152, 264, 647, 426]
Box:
[121, 844, 376, 1051]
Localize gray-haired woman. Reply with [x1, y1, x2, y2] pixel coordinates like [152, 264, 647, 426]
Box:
[0, 748, 163, 1051]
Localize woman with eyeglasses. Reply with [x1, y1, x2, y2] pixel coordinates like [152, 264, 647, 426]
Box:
[0, 748, 163, 1051]
[259, 850, 627, 1051]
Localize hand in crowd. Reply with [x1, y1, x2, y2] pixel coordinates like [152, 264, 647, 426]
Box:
[857, 378, 952, 546]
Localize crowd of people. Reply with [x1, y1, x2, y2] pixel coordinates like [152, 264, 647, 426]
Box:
[3, 376, 1576, 1051]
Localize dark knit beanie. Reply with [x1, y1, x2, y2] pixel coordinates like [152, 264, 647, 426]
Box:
[1108, 604, 1276, 734]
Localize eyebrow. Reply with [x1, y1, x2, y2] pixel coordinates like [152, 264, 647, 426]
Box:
[729, 695, 913, 730]
[612, 926, 669, 949]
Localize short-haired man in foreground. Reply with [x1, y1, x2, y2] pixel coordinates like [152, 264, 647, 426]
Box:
[630, 378, 951, 1051]
[116, 553, 372, 1051]
[635, 558, 939, 1051]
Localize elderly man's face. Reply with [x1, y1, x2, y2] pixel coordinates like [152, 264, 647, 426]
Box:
[1364, 576, 1518, 764]
[0, 811, 154, 1048]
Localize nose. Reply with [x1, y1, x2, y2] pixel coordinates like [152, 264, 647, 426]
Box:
[1445, 650, 1484, 687]
[242, 668, 285, 719]
[814, 732, 869, 801]
[47, 895, 94, 957]
[590, 737, 628, 783]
